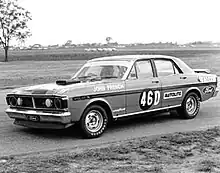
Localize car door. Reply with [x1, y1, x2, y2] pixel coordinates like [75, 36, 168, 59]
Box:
[125, 59, 162, 115]
[153, 58, 189, 108]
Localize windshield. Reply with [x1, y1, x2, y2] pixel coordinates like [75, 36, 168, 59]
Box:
[73, 61, 130, 80]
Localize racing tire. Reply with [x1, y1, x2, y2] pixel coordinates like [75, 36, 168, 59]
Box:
[80, 105, 108, 138]
[177, 92, 200, 119]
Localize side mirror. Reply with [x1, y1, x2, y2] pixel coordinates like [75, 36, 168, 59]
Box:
[128, 73, 137, 80]
[130, 73, 136, 78]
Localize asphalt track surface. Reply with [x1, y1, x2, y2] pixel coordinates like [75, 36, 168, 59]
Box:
[0, 89, 220, 157]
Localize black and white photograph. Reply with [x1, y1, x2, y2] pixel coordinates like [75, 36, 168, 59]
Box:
[1, 0, 220, 172]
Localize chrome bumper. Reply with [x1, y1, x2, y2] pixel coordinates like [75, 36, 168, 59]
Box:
[213, 88, 219, 97]
[5, 108, 72, 128]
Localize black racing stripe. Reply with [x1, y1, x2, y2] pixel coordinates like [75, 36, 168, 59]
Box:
[162, 82, 217, 90]
[72, 82, 217, 101]
[125, 88, 160, 95]
[72, 91, 126, 101]
[72, 88, 160, 101]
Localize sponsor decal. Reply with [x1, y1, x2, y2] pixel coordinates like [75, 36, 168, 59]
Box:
[139, 90, 160, 110]
[112, 108, 126, 113]
[198, 76, 216, 83]
[94, 85, 106, 92]
[106, 84, 124, 90]
[164, 91, 182, 99]
[203, 86, 214, 94]
[94, 83, 124, 92]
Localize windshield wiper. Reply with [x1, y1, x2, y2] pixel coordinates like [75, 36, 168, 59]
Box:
[76, 75, 118, 81]
[101, 76, 118, 79]
[77, 75, 94, 79]
[77, 75, 102, 82]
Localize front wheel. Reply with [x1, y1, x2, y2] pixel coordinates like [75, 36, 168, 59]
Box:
[80, 105, 108, 138]
[177, 92, 200, 119]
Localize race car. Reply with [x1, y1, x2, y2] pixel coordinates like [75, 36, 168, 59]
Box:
[5, 55, 219, 138]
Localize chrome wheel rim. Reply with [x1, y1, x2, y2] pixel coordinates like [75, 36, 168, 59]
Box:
[186, 96, 197, 115]
[85, 110, 103, 133]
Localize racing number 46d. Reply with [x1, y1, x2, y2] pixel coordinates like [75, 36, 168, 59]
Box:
[139, 90, 160, 110]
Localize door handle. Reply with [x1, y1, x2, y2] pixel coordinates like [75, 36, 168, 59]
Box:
[180, 76, 187, 79]
[152, 80, 159, 83]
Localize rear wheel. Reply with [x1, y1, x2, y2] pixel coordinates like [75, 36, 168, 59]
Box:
[177, 92, 200, 119]
[80, 105, 108, 138]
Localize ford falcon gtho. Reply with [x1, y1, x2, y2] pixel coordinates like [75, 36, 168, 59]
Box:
[5, 55, 219, 138]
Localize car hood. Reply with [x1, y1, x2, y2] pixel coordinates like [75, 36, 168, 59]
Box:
[9, 79, 124, 96]
[9, 81, 105, 95]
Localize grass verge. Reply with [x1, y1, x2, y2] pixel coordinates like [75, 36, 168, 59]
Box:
[1, 127, 220, 173]
[1, 49, 220, 89]
[0, 60, 85, 89]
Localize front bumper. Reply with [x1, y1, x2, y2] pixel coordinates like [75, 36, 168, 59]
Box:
[5, 108, 72, 129]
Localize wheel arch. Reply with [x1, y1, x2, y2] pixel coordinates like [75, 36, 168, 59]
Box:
[184, 87, 202, 102]
[83, 98, 113, 122]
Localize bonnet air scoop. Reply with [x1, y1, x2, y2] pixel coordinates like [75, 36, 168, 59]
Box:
[56, 80, 81, 85]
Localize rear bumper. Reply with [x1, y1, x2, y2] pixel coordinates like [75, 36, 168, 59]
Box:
[5, 108, 72, 129]
[213, 88, 219, 97]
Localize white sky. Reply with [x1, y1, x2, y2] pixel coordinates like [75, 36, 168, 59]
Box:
[18, 0, 220, 46]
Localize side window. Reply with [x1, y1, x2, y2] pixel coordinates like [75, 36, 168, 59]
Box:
[154, 60, 175, 77]
[136, 60, 153, 79]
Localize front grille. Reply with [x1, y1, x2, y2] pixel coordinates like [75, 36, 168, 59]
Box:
[34, 97, 47, 108]
[6, 95, 68, 111]
[34, 97, 56, 109]
[21, 97, 33, 108]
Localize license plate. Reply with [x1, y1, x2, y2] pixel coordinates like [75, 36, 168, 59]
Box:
[26, 115, 40, 122]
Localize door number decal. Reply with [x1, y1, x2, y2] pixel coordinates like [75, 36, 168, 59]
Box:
[139, 90, 160, 110]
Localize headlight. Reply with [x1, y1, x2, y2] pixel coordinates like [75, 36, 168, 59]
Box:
[54, 98, 62, 109]
[17, 97, 23, 106]
[45, 99, 53, 108]
[9, 97, 17, 106]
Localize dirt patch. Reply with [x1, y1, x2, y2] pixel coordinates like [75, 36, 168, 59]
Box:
[1, 127, 220, 172]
